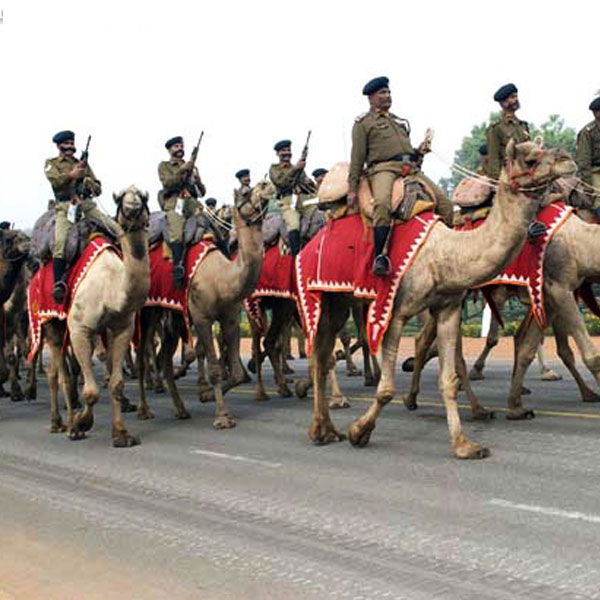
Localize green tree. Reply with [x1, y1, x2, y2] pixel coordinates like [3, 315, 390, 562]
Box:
[440, 113, 576, 192]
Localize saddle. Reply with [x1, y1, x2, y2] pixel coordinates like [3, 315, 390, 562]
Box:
[148, 211, 217, 251]
[262, 212, 287, 248]
[30, 208, 117, 268]
[452, 176, 494, 208]
[317, 162, 435, 222]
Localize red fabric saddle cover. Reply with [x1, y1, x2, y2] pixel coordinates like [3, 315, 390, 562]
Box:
[27, 237, 115, 360]
[296, 212, 439, 355]
[456, 201, 573, 329]
[145, 240, 216, 337]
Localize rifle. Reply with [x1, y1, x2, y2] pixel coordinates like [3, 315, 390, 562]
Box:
[75, 135, 91, 198]
[183, 131, 204, 193]
[291, 130, 312, 194]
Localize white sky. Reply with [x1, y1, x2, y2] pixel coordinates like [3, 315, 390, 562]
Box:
[0, 0, 598, 228]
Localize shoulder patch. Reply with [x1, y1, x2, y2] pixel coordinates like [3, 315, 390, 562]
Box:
[44, 159, 53, 172]
[585, 122, 596, 132]
[354, 112, 368, 123]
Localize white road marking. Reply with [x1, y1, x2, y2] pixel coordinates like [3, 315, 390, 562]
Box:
[190, 449, 282, 468]
[491, 498, 600, 524]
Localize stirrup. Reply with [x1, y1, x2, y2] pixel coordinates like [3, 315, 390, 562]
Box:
[52, 281, 68, 304]
[173, 264, 185, 289]
[373, 254, 391, 278]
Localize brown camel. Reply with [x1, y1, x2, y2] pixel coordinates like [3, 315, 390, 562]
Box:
[307, 140, 575, 459]
[136, 180, 270, 427]
[0, 227, 31, 398]
[43, 186, 150, 446]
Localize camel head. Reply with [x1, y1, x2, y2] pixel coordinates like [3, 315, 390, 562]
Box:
[235, 179, 273, 226]
[113, 185, 150, 232]
[504, 139, 576, 193]
[0, 226, 30, 262]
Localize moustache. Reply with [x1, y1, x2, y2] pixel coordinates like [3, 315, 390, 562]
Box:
[61, 146, 76, 153]
[174, 150, 184, 158]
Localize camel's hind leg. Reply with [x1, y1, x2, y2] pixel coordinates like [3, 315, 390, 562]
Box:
[161, 314, 191, 420]
[136, 308, 158, 420]
[327, 357, 350, 409]
[436, 304, 489, 459]
[44, 322, 71, 434]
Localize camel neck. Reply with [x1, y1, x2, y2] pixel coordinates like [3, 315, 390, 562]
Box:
[0, 255, 26, 304]
[116, 228, 150, 311]
[232, 208, 264, 301]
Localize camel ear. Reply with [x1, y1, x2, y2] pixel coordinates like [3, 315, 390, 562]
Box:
[141, 191, 149, 205]
[112, 192, 120, 205]
[534, 136, 544, 149]
[506, 138, 516, 162]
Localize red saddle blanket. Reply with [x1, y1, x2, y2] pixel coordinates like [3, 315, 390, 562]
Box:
[144, 240, 216, 336]
[296, 212, 439, 355]
[27, 237, 115, 360]
[243, 244, 297, 336]
[456, 201, 573, 329]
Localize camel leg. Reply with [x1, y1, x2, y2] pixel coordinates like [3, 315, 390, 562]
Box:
[221, 310, 248, 393]
[328, 356, 350, 409]
[69, 328, 99, 440]
[403, 312, 437, 410]
[469, 316, 500, 380]
[264, 303, 293, 397]
[252, 325, 269, 402]
[348, 307, 404, 447]
[45, 323, 71, 433]
[339, 326, 360, 376]
[552, 316, 600, 403]
[196, 320, 235, 429]
[506, 315, 541, 419]
[308, 296, 349, 444]
[7, 348, 24, 402]
[24, 352, 38, 401]
[107, 326, 141, 447]
[136, 309, 156, 420]
[537, 336, 562, 381]
[161, 317, 191, 420]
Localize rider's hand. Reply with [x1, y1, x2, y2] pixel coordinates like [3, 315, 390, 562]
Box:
[295, 159, 306, 170]
[69, 164, 86, 180]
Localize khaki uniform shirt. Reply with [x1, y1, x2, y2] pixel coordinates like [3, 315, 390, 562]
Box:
[44, 155, 101, 202]
[485, 113, 530, 180]
[158, 159, 206, 201]
[233, 184, 251, 206]
[349, 110, 414, 192]
[576, 120, 600, 185]
[269, 163, 316, 198]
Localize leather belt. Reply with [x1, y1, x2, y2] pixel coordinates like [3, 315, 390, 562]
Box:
[388, 153, 418, 163]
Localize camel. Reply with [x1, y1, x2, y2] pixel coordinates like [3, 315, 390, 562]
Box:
[42, 186, 150, 446]
[0, 227, 31, 398]
[136, 181, 270, 427]
[307, 140, 575, 459]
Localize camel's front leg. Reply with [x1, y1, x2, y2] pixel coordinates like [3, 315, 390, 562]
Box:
[309, 296, 348, 444]
[348, 310, 404, 447]
[436, 304, 489, 459]
[44, 323, 71, 433]
[327, 357, 350, 409]
[252, 324, 269, 402]
[136, 308, 156, 420]
[107, 325, 140, 447]
[403, 311, 436, 410]
[161, 316, 191, 420]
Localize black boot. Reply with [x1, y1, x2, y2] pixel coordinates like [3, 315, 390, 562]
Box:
[373, 226, 391, 277]
[52, 258, 68, 304]
[288, 230, 301, 256]
[170, 242, 185, 289]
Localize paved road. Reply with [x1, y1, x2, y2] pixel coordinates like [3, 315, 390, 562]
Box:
[1, 355, 600, 599]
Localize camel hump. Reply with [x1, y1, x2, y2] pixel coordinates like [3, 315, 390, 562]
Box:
[453, 176, 494, 208]
[318, 162, 351, 204]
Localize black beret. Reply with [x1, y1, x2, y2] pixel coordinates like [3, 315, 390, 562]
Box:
[165, 136, 183, 149]
[274, 140, 291, 152]
[478, 144, 488, 156]
[0, 221, 11, 230]
[52, 130, 74, 144]
[589, 97, 600, 111]
[235, 169, 250, 179]
[312, 168, 328, 178]
[362, 76, 389, 96]
[493, 83, 518, 102]
[205, 197, 217, 207]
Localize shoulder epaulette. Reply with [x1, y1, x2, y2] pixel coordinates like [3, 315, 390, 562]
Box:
[44, 158, 54, 171]
[585, 121, 597, 132]
[354, 112, 368, 123]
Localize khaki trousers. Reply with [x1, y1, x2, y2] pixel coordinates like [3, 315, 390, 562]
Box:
[163, 196, 200, 243]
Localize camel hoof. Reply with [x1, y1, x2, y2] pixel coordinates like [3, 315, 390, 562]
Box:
[403, 395, 418, 411]
[454, 441, 490, 459]
[68, 428, 86, 441]
[278, 384, 293, 398]
[348, 419, 375, 448]
[153, 381, 166, 394]
[25, 386, 37, 401]
[175, 408, 191, 420]
[401, 357, 415, 372]
[213, 414, 236, 429]
[10, 387, 25, 402]
[120, 398, 137, 413]
[247, 357, 257, 374]
[295, 379, 311, 399]
[468, 369, 484, 381]
[582, 392, 600, 403]
[329, 396, 350, 409]
[255, 391, 270, 402]
[308, 418, 346, 445]
[472, 407, 495, 421]
[541, 369, 562, 381]
[199, 390, 215, 403]
[137, 407, 155, 420]
[50, 421, 67, 434]
[74, 411, 94, 433]
[506, 408, 535, 420]
[521, 386, 531, 395]
[113, 432, 141, 448]
[364, 376, 376, 387]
